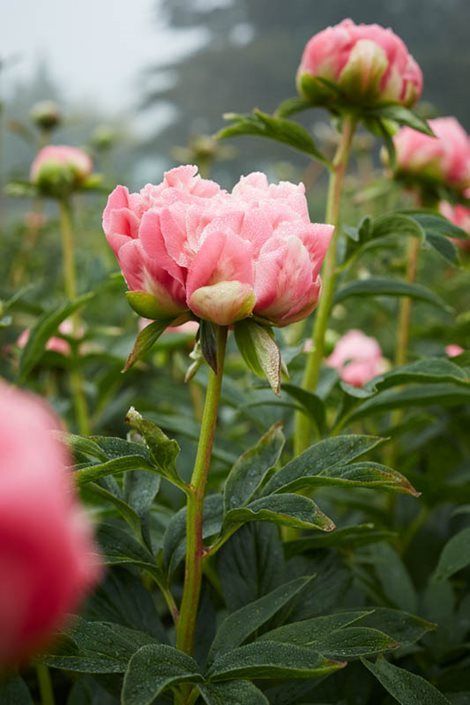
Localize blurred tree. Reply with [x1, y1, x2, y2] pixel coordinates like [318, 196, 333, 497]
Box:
[141, 0, 470, 181]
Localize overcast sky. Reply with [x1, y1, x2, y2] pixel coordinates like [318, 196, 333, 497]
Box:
[0, 0, 206, 111]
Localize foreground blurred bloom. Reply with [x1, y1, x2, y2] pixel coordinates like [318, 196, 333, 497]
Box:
[393, 118, 470, 193]
[0, 384, 101, 665]
[326, 329, 387, 387]
[103, 165, 333, 327]
[30, 145, 93, 198]
[297, 18, 422, 109]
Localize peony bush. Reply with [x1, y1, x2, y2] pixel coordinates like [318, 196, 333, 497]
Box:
[0, 15, 469, 705]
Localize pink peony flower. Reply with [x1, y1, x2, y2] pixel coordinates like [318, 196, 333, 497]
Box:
[0, 383, 101, 665]
[17, 319, 83, 357]
[393, 118, 470, 192]
[326, 329, 388, 387]
[297, 18, 422, 108]
[103, 165, 333, 327]
[445, 344, 464, 358]
[440, 192, 470, 251]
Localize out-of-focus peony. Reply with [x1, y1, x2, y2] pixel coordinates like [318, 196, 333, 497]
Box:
[326, 329, 388, 387]
[393, 118, 470, 193]
[17, 319, 82, 357]
[103, 165, 333, 327]
[0, 383, 101, 665]
[30, 101, 61, 132]
[445, 344, 464, 358]
[31, 145, 93, 198]
[297, 18, 422, 109]
[440, 193, 470, 251]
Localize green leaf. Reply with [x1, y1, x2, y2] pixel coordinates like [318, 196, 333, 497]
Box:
[208, 641, 345, 681]
[163, 494, 223, 573]
[363, 657, 451, 704]
[96, 523, 164, 585]
[224, 494, 335, 532]
[18, 292, 94, 380]
[124, 319, 169, 371]
[314, 627, 398, 658]
[218, 109, 328, 163]
[371, 213, 424, 241]
[122, 644, 202, 705]
[126, 407, 183, 487]
[123, 469, 160, 517]
[369, 358, 468, 391]
[74, 455, 155, 487]
[234, 319, 281, 395]
[259, 610, 371, 646]
[282, 383, 326, 435]
[366, 105, 434, 135]
[42, 617, 156, 673]
[262, 435, 384, 495]
[287, 524, 395, 553]
[274, 96, 313, 118]
[335, 278, 450, 311]
[224, 423, 285, 512]
[199, 319, 218, 372]
[208, 576, 313, 661]
[0, 677, 33, 705]
[198, 681, 269, 705]
[82, 482, 141, 533]
[357, 608, 435, 645]
[369, 543, 417, 614]
[348, 384, 470, 422]
[433, 527, 470, 582]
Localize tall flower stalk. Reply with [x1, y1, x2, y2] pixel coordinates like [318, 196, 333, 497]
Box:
[294, 114, 356, 455]
[176, 325, 227, 656]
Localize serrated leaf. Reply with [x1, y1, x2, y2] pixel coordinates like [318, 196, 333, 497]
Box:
[224, 494, 335, 532]
[124, 319, 169, 371]
[18, 293, 94, 380]
[208, 576, 313, 661]
[224, 423, 285, 512]
[335, 278, 450, 311]
[126, 407, 183, 487]
[198, 681, 269, 705]
[263, 435, 384, 495]
[234, 319, 281, 394]
[122, 644, 202, 705]
[363, 657, 451, 704]
[208, 641, 345, 681]
[433, 527, 470, 582]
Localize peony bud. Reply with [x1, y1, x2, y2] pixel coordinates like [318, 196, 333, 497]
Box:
[30, 100, 62, 132]
[326, 329, 388, 387]
[393, 118, 470, 194]
[0, 383, 101, 665]
[30, 145, 93, 198]
[103, 166, 333, 329]
[297, 18, 422, 109]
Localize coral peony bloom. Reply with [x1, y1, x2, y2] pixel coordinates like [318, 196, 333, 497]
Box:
[297, 18, 422, 108]
[393, 118, 470, 192]
[445, 344, 464, 358]
[326, 329, 387, 387]
[440, 192, 470, 251]
[0, 384, 101, 665]
[103, 166, 333, 327]
[17, 319, 81, 357]
[31, 145, 93, 197]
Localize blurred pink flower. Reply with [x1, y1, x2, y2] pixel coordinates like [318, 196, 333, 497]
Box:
[326, 329, 388, 387]
[393, 118, 470, 192]
[103, 166, 333, 327]
[30, 145, 93, 194]
[297, 18, 422, 107]
[17, 319, 82, 357]
[0, 383, 101, 665]
[440, 193, 470, 251]
[445, 344, 464, 358]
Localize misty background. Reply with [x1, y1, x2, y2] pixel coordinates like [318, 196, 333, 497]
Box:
[1, 0, 469, 190]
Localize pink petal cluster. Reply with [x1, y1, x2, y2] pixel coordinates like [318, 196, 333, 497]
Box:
[445, 344, 464, 358]
[297, 18, 422, 107]
[30, 145, 93, 185]
[326, 329, 387, 387]
[440, 192, 470, 251]
[0, 384, 101, 665]
[103, 166, 333, 327]
[17, 319, 81, 357]
[393, 118, 470, 192]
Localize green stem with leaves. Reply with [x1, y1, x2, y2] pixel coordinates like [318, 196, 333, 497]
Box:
[58, 199, 90, 435]
[176, 326, 227, 656]
[294, 114, 357, 455]
[395, 237, 420, 366]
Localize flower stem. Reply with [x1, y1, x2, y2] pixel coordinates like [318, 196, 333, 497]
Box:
[35, 663, 55, 705]
[176, 326, 227, 655]
[58, 199, 90, 435]
[294, 114, 356, 455]
[395, 237, 420, 366]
